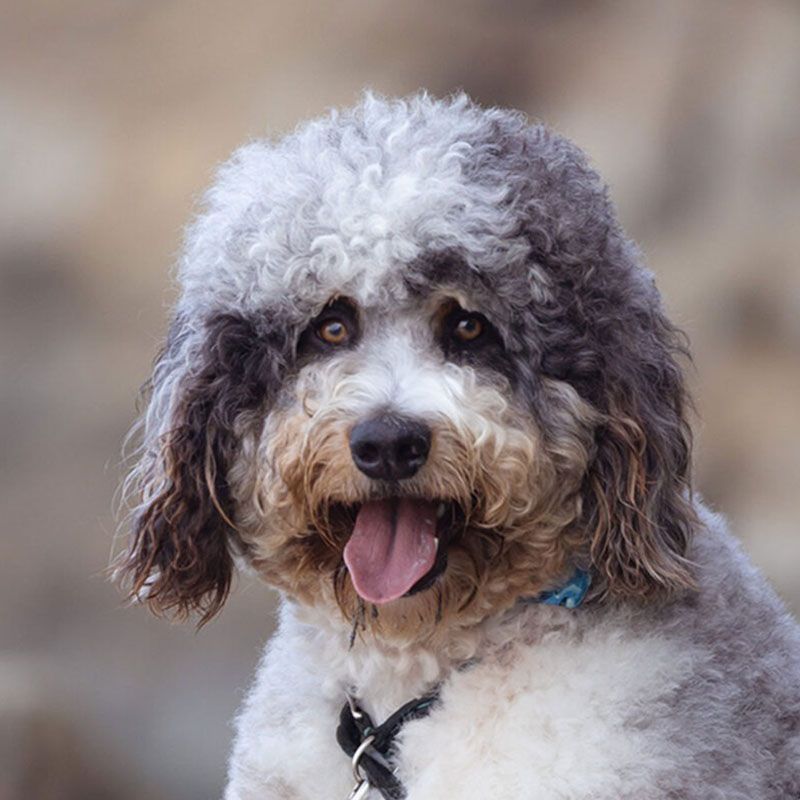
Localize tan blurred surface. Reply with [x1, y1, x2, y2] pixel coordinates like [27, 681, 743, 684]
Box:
[1, 1, 798, 797]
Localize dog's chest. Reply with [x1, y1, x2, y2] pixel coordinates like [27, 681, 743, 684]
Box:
[233, 607, 699, 800]
[369, 632, 697, 800]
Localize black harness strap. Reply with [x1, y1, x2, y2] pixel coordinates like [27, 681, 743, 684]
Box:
[336, 691, 439, 799]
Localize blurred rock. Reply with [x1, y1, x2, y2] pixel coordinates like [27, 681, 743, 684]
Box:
[0, 658, 135, 800]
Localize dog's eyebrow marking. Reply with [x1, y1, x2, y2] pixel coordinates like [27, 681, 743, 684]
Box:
[404, 248, 521, 327]
[404, 248, 473, 295]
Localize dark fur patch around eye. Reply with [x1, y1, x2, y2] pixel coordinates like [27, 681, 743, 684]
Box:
[440, 304, 501, 355]
[203, 312, 295, 412]
[405, 250, 518, 379]
[433, 301, 514, 380]
[297, 297, 360, 359]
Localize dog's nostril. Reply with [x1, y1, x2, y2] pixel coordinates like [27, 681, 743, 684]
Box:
[354, 442, 381, 467]
[396, 434, 429, 466]
[349, 414, 432, 481]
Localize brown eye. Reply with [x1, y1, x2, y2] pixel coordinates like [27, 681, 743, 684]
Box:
[453, 315, 484, 343]
[317, 318, 349, 345]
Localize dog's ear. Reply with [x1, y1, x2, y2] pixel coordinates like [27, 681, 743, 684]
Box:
[583, 304, 697, 600]
[118, 312, 283, 624]
[118, 315, 238, 623]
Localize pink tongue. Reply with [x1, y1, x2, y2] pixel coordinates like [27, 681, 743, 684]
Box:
[343, 498, 438, 604]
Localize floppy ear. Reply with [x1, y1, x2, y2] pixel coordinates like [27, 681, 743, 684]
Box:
[118, 312, 285, 624]
[584, 306, 697, 600]
[118, 316, 238, 623]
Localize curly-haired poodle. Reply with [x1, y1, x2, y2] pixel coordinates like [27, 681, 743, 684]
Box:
[119, 93, 800, 799]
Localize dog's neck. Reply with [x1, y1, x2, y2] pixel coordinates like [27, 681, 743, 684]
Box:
[291, 596, 583, 722]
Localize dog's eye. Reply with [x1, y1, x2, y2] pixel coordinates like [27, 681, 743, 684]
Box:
[298, 298, 359, 358]
[437, 303, 504, 363]
[452, 315, 484, 343]
[317, 318, 349, 345]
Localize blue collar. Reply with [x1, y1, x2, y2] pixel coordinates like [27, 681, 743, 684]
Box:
[531, 568, 591, 609]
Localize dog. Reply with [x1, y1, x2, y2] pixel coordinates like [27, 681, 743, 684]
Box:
[118, 93, 800, 799]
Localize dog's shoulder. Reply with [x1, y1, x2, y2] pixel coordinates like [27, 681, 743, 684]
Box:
[395, 507, 800, 798]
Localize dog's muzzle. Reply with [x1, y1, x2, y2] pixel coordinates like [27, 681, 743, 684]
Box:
[342, 412, 456, 605]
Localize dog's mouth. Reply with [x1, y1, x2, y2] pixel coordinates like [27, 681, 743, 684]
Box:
[329, 498, 464, 604]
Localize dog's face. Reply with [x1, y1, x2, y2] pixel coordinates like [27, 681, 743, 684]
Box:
[233, 281, 596, 640]
[119, 94, 696, 642]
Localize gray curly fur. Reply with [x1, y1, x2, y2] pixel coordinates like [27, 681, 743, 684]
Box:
[119, 92, 800, 797]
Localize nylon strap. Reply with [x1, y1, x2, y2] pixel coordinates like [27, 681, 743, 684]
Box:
[336, 691, 439, 800]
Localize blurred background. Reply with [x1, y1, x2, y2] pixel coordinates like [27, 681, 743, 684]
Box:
[1, 0, 798, 797]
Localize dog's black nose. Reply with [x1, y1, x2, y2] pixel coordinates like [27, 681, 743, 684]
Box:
[349, 414, 432, 481]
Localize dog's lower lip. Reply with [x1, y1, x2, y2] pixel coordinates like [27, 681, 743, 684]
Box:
[403, 554, 447, 596]
[402, 500, 462, 598]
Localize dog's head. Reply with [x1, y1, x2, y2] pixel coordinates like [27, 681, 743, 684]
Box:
[118, 94, 696, 641]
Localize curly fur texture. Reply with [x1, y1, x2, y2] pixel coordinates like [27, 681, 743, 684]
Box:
[116, 93, 799, 798]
